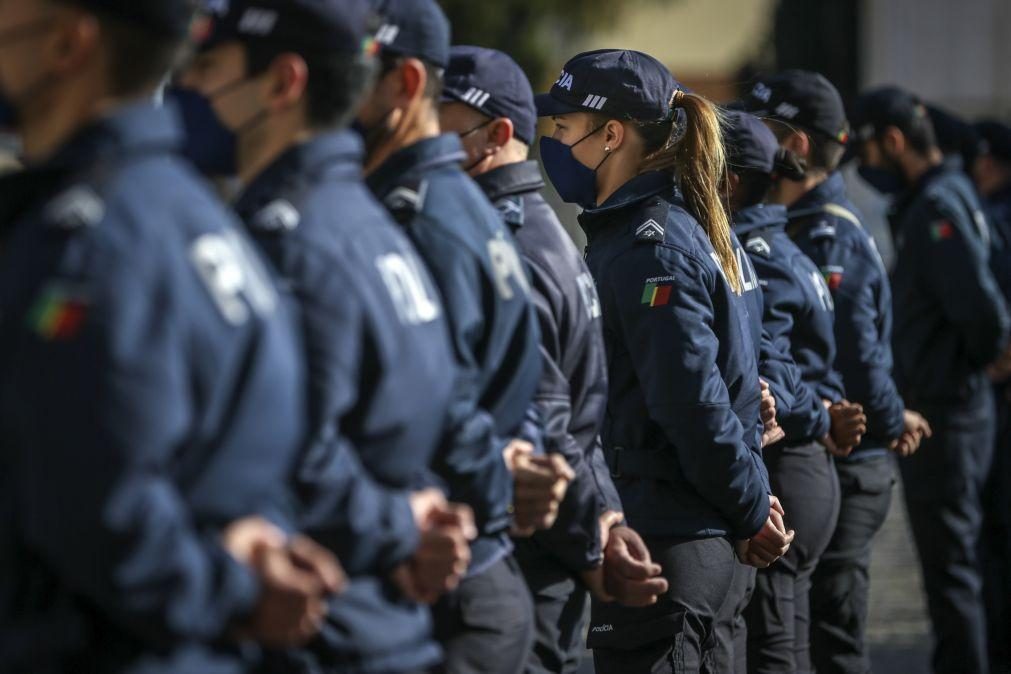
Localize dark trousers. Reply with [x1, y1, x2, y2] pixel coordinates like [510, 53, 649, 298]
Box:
[714, 562, 756, 674]
[589, 536, 737, 674]
[745, 442, 840, 674]
[983, 384, 1011, 674]
[900, 392, 994, 674]
[513, 543, 589, 674]
[431, 555, 534, 674]
[809, 455, 895, 674]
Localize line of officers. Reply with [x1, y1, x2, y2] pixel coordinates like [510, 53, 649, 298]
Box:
[0, 1, 1009, 674]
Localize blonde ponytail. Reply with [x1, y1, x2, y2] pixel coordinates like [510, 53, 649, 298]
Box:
[639, 92, 742, 294]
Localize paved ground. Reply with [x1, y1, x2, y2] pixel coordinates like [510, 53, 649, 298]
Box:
[577, 475, 935, 673]
[866, 477, 932, 673]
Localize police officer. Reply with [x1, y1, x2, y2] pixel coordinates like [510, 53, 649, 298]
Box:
[0, 1, 344, 672]
[356, 2, 573, 671]
[973, 118, 1011, 674]
[740, 72, 932, 673]
[438, 45, 669, 673]
[174, 1, 481, 671]
[535, 49, 795, 672]
[851, 86, 1011, 674]
[719, 108, 866, 674]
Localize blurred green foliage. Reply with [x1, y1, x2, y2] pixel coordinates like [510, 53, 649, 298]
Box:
[438, 0, 664, 89]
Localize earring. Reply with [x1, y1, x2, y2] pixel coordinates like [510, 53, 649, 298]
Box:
[604, 146, 612, 152]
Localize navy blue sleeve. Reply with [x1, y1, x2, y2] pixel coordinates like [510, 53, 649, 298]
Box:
[753, 257, 832, 441]
[11, 238, 260, 648]
[524, 258, 604, 572]
[610, 246, 769, 539]
[915, 202, 1010, 368]
[757, 325, 795, 420]
[286, 257, 419, 575]
[827, 243, 906, 443]
[413, 221, 514, 536]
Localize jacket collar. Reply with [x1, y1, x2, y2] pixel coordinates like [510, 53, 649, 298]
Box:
[891, 163, 947, 220]
[578, 170, 672, 234]
[733, 203, 788, 236]
[39, 99, 181, 173]
[366, 134, 466, 200]
[473, 160, 544, 202]
[787, 171, 847, 219]
[235, 130, 362, 217]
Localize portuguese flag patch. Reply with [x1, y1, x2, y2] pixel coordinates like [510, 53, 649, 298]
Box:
[641, 282, 672, 307]
[930, 220, 955, 241]
[27, 283, 89, 340]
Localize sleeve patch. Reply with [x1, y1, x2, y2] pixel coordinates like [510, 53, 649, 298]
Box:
[27, 282, 90, 340]
[641, 275, 675, 307]
[930, 220, 955, 241]
[635, 218, 664, 242]
[821, 265, 844, 291]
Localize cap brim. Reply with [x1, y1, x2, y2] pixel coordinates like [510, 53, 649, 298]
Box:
[534, 93, 584, 117]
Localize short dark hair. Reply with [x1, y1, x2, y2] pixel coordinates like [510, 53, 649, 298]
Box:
[896, 113, 937, 156]
[79, 9, 191, 95]
[244, 45, 378, 130]
[770, 123, 845, 173]
[733, 169, 774, 208]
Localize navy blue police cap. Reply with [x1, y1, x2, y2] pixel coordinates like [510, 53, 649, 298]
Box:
[975, 120, 1011, 163]
[194, 0, 378, 56]
[70, 0, 197, 38]
[740, 70, 850, 144]
[723, 109, 779, 175]
[849, 86, 931, 144]
[442, 46, 537, 145]
[367, 0, 450, 69]
[535, 49, 682, 123]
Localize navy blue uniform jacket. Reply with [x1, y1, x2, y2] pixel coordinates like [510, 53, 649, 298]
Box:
[888, 165, 1009, 405]
[475, 160, 622, 573]
[786, 172, 905, 458]
[367, 135, 542, 572]
[736, 203, 843, 444]
[0, 102, 306, 674]
[580, 171, 770, 540]
[234, 131, 457, 672]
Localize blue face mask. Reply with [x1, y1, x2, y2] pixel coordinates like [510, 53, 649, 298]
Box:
[857, 164, 904, 196]
[165, 85, 238, 177]
[539, 124, 609, 209]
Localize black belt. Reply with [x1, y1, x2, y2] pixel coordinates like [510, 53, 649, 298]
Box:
[603, 446, 678, 480]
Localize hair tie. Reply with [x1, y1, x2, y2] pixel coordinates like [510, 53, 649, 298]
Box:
[671, 89, 686, 108]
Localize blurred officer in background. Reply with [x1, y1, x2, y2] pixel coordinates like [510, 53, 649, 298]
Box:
[720, 107, 863, 674]
[740, 72, 931, 673]
[175, 1, 481, 672]
[439, 45, 668, 673]
[927, 104, 981, 178]
[355, 1, 572, 671]
[536, 49, 794, 673]
[851, 86, 1010, 674]
[973, 118, 1011, 674]
[0, 1, 344, 672]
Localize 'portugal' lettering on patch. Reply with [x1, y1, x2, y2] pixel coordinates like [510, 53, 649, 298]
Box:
[641, 282, 672, 307]
[931, 220, 955, 242]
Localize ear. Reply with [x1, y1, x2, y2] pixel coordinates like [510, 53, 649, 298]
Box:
[604, 119, 625, 152]
[488, 117, 514, 148]
[392, 58, 427, 108]
[881, 125, 906, 156]
[263, 53, 309, 112]
[782, 129, 810, 159]
[51, 10, 101, 75]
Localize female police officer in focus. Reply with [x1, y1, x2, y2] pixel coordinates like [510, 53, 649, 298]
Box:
[535, 49, 794, 672]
